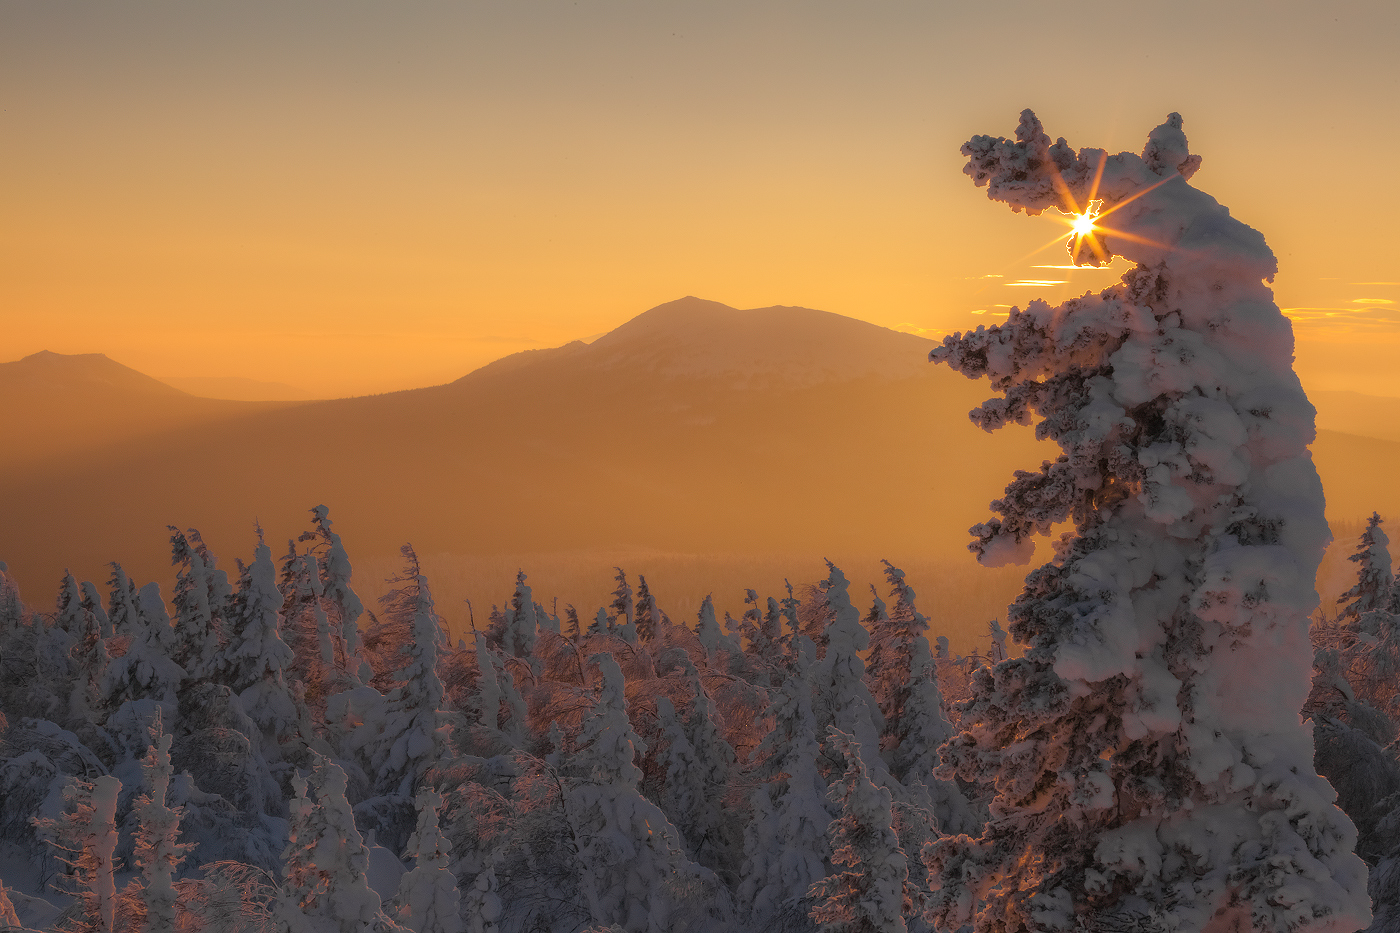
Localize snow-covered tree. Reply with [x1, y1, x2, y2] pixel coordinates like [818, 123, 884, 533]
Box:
[462, 867, 502, 933]
[609, 569, 637, 644]
[279, 755, 403, 933]
[39, 774, 123, 933]
[741, 662, 831, 931]
[132, 711, 190, 933]
[500, 570, 540, 660]
[808, 563, 887, 787]
[566, 653, 719, 931]
[808, 729, 909, 933]
[105, 563, 142, 639]
[922, 110, 1370, 933]
[367, 545, 446, 797]
[635, 575, 662, 644]
[394, 787, 464, 933]
[1340, 513, 1395, 630]
[102, 582, 185, 709]
[168, 528, 229, 682]
[226, 536, 303, 753]
[890, 636, 977, 836]
[68, 578, 111, 730]
[309, 504, 372, 683]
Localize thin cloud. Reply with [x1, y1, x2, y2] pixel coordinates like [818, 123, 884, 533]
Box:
[1283, 306, 1400, 331]
[1006, 280, 1067, 287]
[1031, 264, 1118, 270]
[1352, 298, 1396, 305]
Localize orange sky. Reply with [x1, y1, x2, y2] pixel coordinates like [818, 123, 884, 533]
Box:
[3, 2, 1398, 398]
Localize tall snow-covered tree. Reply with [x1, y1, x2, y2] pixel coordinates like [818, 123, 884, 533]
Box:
[132, 711, 190, 933]
[226, 536, 303, 756]
[635, 575, 662, 644]
[808, 563, 887, 787]
[890, 635, 977, 835]
[102, 582, 185, 709]
[168, 528, 229, 682]
[500, 570, 540, 660]
[309, 504, 372, 683]
[105, 563, 142, 639]
[1340, 513, 1395, 630]
[39, 774, 123, 933]
[367, 545, 447, 797]
[922, 110, 1370, 933]
[394, 787, 464, 933]
[566, 653, 718, 931]
[808, 729, 909, 933]
[741, 662, 832, 931]
[278, 755, 404, 933]
[609, 568, 637, 645]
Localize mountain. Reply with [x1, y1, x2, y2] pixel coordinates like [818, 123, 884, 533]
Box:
[157, 375, 321, 402]
[1310, 390, 1400, 444]
[0, 351, 303, 471]
[0, 299, 1044, 600]
[1, 297, 1394, 636]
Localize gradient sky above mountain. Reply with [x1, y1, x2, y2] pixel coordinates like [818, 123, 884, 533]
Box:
[3, 2, 1397, 397]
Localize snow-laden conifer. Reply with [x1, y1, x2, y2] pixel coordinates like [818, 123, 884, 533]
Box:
[741, 663, 831, 931]
[79, 581, 112, 641]
[808, 563, 887, 787]
[890, 636, 977, 835]
[132, 710, 189, 933]
[502, 570, 540, 659]
[68, 578, 111, 730]
[227, 536, 303, 755]
[807, 729, 909, 933]
[1341, 513, 1395, 630]
[168, 528, 228, 682]
[106, 563, 142, 639]
[635, 575, 662, 644]
[462, 867, 502, 933]
[102, 582, 185, 709]
[310, 504, 372, 683]
[609, 569, 637, 645]
[567, 653, 716, 931]
[368, 545, 446, 797]
[473, 632, 504, 731]
[278, 755, 404, 933]
[394, 787, 464, 933]
[39, 774, 123, 933]
[923, 110, 1370, 933]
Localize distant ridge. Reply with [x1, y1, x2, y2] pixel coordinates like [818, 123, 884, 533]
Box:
[2, 299, 1396, 601]
[0, 350, 191, 399]
[0, 350, 301, 473]
[454, 297, 933, 389]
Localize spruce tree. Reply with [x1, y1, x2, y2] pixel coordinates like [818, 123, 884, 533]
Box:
[808, 563, 887, 787]
[394, 787, 464, 933]
[278, 755, 404, 933]
[922, 110, 1370, 933]
[132, 711, 189, 933]
[808, 729, 910, 933]
[1340, 513, 1395, 630]
[741, 661, 832, 931]
[369, 545, 446, 797]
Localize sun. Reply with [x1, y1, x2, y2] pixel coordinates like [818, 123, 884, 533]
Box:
[1071, 212, 1097, 237]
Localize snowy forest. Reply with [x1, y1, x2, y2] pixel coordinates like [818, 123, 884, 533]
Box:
[2, 112, 1396, 933]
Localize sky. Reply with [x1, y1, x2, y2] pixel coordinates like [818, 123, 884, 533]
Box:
[3, 1, 1398, 398]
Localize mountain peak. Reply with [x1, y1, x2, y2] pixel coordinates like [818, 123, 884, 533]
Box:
[2, 350, 190, 398]
[585, 297, 934, 386]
